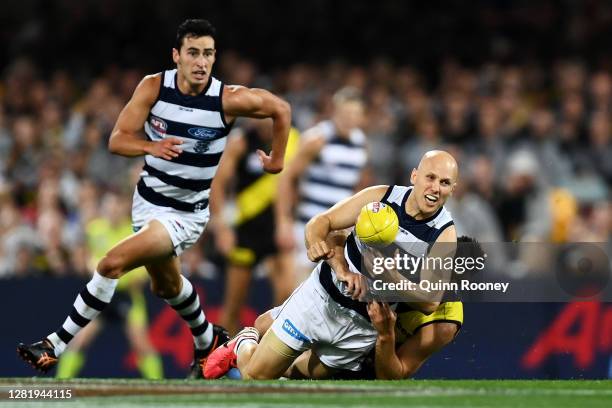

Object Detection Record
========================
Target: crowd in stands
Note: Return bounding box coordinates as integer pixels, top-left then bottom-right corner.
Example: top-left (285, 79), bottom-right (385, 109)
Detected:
top-left (0, 52), bottom-right (609, 278)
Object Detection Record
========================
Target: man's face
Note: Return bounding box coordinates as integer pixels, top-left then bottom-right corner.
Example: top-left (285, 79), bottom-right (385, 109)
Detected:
top-left (334, 101), bottom-right (364, 132)
top-left (173, 35), bottom-right (216, 86)
top-left (410, 157), bottom-right (457, 215)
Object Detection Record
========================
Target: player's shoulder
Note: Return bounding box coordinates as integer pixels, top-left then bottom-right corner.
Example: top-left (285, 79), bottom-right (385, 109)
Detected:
top-left (141, 72), bottom-right (163, 88)
top-left (221, 85), bottom-right (259, 109)
top-left (131, 73), bottom-right (163, 103)
top-left (381, 185), bottom-right (411, 206)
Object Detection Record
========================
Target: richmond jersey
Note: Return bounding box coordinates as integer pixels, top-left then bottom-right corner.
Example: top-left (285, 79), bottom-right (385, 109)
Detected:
top-left (138, 69), bottom-right (231, 212)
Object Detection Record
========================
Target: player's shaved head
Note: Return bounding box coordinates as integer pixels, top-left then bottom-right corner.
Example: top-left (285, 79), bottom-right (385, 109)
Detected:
top-left (417, 150), bottom-right (459, 183)
top-left (408, 150), bottom-right (458, 219)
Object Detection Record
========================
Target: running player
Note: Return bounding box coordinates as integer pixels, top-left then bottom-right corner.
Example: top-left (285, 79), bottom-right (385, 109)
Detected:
top-left (210, 119), bottom-right (300, 335)
top-left (275, 87), bottom-right (368, 281)
top-left (204, 150), bottom-right (458, 380)
top-left (17, 19), bottom-right (291, 378)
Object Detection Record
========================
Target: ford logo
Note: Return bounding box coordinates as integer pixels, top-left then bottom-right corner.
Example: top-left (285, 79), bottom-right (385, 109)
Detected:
top-left (188, 127), bottom-right (220, 140)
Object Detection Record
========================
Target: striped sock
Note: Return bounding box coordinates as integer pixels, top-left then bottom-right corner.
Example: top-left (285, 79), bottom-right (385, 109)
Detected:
top-left (165, 275), bottom-right (213, 351)
top-left (235, 327), bottom-right (260, 355)
top-left (47, 271), bottom-right (117, 356)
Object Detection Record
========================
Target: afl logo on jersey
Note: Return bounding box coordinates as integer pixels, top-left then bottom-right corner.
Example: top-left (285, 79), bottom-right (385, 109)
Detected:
top-left (150, 116), bottom-right (167, 135)
top-left (188, 127), bottom-right (221, 140)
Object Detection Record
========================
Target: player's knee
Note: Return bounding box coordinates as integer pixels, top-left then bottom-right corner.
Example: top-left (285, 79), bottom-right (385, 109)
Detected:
top-left (150, 279), bottom-right (181, 299)
top-left (254, 312), bottom-right (273, 336)
top-left (97, 254), bottom-right (125, 279)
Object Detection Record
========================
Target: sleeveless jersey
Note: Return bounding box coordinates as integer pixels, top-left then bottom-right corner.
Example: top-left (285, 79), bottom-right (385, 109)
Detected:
top-left (296, 120), bottom-right (367, 224)
top-left (138, 69), bottom-right (231, 212)
top-left (319, 185), bottom-right (454, 319)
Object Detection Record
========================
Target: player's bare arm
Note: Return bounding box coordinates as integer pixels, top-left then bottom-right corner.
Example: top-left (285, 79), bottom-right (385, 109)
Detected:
top-left (223, 86), bottom-right (291, 174)
top-left (368, 300), bottom-right (457, 379)
top-left (108, 74), bottom-right (184, 159)
top-left (274, 133), bottom-right (326, 249)
top-left (209, 132), bottom-right (247, 255)
top-left (324, 230), bottom-right (367, 300)
top-left (366, 301), bottom-right (400, 379)
top-left (305, 185), bottom-right (389, 262)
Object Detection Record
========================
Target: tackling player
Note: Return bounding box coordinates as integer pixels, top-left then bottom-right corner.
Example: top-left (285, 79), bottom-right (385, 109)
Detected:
top-left (204, 150), bottom-right (459, 379)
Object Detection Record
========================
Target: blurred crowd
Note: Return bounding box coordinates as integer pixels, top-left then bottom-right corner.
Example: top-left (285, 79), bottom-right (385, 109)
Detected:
top-left (0, 53), bottom-right (610, 279)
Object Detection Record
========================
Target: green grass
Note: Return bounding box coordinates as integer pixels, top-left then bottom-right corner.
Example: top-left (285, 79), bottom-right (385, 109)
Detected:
top-left (1, 378), bottom-right (611, 408)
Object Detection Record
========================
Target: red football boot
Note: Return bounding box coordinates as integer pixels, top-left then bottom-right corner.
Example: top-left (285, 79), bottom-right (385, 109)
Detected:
top-left (203, 327), bottom-right (259, 379)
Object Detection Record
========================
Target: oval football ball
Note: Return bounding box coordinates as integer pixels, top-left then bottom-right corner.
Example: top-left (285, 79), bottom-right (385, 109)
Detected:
top-left (355, 202), bottom-right (399, 248)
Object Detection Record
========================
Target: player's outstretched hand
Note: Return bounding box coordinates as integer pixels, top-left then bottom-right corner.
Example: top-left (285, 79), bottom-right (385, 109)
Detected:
top-left (148, 137), bottom-right (183, 160)
top-left (307, 240), bottom-right (334, 262)
top-left (256, 149), bottom-right (283, 174)
top-left (367, 301), bottom-right (397, 337)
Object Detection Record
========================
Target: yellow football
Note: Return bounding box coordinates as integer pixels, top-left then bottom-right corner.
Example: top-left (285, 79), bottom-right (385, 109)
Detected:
top-left (355, 202), bottom-right (399, 247)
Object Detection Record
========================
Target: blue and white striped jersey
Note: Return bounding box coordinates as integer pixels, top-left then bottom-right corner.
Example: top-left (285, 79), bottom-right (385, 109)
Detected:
top-left (137, 69), bottom-right (231, 212)
top-left (345, 185), bottom-right (455, 275)
top-left (297, 120), bottom-right (367, 224)
top-left (317, 184), bottom-right (455, 319)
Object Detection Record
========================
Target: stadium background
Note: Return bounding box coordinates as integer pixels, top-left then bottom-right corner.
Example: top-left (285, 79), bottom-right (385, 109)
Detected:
top-left (0, 0), bottom-right (610, 379)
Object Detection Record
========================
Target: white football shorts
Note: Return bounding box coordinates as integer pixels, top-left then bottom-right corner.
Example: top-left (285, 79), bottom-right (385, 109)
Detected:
top-left (131, 189), bottom-right (209, 256)
top-left (270, 263), bottom-right (377, 371)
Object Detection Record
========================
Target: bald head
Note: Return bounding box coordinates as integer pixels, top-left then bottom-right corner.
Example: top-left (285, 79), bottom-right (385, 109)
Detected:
top-left (408, 150), bottom-right (459, 218)
top-left (417, 150), bottom-right (459, 182)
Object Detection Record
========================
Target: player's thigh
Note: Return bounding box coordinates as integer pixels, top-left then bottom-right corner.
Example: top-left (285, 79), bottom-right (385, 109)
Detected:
top-left (103, 220), bottom-right (175, 273)
top-left (285, 350), bottom-right (337, 379)
top-left (242, 330), bottom-right (299, 380)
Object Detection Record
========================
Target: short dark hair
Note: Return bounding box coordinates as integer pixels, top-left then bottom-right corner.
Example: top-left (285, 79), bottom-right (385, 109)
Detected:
top-left (175, 19), bottom-right (216, 50)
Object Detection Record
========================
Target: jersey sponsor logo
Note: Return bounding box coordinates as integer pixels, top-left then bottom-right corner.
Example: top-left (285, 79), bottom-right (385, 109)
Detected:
top-left (282, 319), bottom-right (311, 343)
top-left (150, 116), bottom-right (167, 135)
top-left (188, 127), bottom-right (222, 140)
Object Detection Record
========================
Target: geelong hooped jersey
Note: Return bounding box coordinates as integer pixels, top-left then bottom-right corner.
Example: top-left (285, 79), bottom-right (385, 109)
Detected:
top-left (319, 185), bottom-right (454, 319)
top-left (138, 69), bottom-right (231, 212)
top-left (346, 185), bottom-right (454, 273)
top-left (297, 120), bottom-right (367, 224)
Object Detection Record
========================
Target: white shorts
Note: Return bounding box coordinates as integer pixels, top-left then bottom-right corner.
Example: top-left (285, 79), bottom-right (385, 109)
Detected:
top-left (270, 263), bottom-right (377, 371)
top-left (131, 189), bottom-right (209, 256)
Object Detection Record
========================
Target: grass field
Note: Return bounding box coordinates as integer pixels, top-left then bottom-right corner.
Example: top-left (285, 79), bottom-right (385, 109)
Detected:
top-left (1, 378), bottom-right (611, 408)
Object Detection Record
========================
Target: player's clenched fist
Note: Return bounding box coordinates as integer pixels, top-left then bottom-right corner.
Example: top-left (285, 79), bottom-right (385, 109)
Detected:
top-left (307, 240), bottom-right (334, 262)
top-left (146, 137), bottom-right (184, 160)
